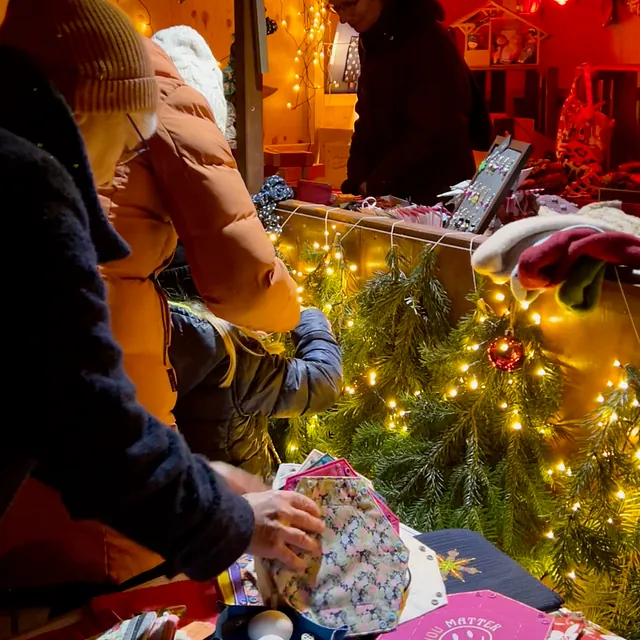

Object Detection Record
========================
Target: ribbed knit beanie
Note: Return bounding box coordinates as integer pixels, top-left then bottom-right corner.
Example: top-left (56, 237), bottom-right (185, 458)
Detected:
top-left (0, 0), bottom-right (157, 114)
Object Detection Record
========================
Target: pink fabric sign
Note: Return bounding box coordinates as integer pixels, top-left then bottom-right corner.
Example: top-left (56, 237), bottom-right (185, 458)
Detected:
top-left (383, 591), bottom-right (553, 640)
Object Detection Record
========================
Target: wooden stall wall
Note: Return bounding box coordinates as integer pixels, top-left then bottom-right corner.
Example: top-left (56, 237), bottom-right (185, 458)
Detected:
top-left (276, 202), bottom-right (640, 430)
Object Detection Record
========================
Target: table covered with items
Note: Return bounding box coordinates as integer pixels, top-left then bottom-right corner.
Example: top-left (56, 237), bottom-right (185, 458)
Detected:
top-left (12, 450), bottom-right (628, 640)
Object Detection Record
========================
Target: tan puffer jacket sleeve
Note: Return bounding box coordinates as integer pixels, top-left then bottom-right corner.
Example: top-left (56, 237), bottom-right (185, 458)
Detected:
top-left (146, 43), bottom-right (300, 333)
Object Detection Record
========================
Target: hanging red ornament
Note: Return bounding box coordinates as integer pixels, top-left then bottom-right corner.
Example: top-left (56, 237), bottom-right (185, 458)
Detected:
top-left (520, 0), bottom-right (541, 13)
top-left (487, 336), bottom-right (524, 372)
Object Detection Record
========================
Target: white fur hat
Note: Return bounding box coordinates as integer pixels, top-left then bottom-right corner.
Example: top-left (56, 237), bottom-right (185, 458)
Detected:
top-left (152, 25), bottom-right (228, 138)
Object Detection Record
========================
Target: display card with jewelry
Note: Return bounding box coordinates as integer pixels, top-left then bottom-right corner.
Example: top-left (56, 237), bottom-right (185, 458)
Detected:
top-left (447, 135), bottom-right (532, 234)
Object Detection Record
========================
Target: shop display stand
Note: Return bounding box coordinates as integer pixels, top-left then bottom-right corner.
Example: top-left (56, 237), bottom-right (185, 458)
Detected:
top-left (448, 135), bottom-right (532, 234)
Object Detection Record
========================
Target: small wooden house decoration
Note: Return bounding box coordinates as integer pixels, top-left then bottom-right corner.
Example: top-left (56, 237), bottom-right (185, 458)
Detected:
top-left (450, 1), bottom-right (548, 69)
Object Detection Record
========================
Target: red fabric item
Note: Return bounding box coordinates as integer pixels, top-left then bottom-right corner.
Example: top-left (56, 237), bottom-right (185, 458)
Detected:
top-left (90, 579), bottom-right (222, 627)
top-left (519, 230), bottom-right (640, 290)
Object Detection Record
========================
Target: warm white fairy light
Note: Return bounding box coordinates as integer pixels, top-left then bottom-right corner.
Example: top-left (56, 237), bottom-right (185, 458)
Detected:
top-left (495, 292), bottom-right (506, 302)
top-left (572, 502), bottom-right (581, 511)
top-left (469, 378), bottom-right (479, 390)
top-left (512, 421), bottom-right (522, 431)
top-left (532, 313), bottom-right (542, 325)
top-left (537, 367), bottom-right (546, 376)
top-left (460, 363), bottom-right (470, 372)
top-left (326, 267), bottom-right (334, 275)
top-left (313, 242), bottom-right (320, 249)
top-left (546, 530), bottom-right (555, 539)
top-left (347, 320), bottom-right (354, 328)
top-left (616, 489), bottom-right (626, 500)
top-left (296, 285), bottom-right (304, 293)
top-left (597, 394), bottom-right (605, 403)
top-left (349, 264), bottom-right (358, 272)
top-left (334, 252), bottom-right (342, 260)
top-left (449, 388), bottom-right (458, 398)
top-left (520, 301), bottom-right (530, 310)
top-left (613, 359), bottom-right (621, 367)
top-left (568, 571), bottom-right (576, 580)
top-left (557, 462), bottom-right (566, 472)
top-left (388, 399), bottom-right (397, 408)
top-left (619, 380), bottom-right (628, 390)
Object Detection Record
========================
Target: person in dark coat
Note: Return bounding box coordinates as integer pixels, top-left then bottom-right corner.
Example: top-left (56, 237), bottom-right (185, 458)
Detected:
top-left (0, 0), bottom-right (322, 598)
top-left (169, 302), bottom-right (343, 478)
top-left (338, 0), bottom-right (492, 205)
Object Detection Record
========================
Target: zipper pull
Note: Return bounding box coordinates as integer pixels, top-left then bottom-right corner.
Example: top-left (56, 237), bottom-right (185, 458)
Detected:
top-left (167, 368), bottom-right (178, 392)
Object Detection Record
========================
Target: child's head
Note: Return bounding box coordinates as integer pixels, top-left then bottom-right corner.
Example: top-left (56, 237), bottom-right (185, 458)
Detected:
top-left (0, 0), bottom-right (158, 187)
top-left (170, 299), bottom-right (284, 389)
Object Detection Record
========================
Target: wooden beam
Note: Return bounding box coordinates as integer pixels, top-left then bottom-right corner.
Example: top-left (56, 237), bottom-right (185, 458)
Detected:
top-left (234, 0), bottom-right (264, 194)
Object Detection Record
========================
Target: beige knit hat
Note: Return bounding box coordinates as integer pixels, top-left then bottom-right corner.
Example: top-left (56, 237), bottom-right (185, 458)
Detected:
top-left (0, 0), bottom-right (157, 114)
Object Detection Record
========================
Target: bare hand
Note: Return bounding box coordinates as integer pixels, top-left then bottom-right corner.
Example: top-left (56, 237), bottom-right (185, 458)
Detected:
top-left (210, 461), bottom-right (268, 495)
top-left (244, 490), bottom-right (324, 572)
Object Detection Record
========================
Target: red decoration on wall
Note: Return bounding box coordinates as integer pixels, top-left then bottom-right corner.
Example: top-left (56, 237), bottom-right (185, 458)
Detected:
top-left (520, 0), bottom-right (541, 13)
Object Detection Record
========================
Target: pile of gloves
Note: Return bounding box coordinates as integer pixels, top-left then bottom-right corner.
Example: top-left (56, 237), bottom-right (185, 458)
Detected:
top-left (471, 201), bottom-right (640, 314)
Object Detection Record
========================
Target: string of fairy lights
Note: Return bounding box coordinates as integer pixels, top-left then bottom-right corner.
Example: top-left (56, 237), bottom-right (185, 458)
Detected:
top-left (273, 215), bottom-right (639, 571)
top-left (278, 0), bottom-right (332, 112)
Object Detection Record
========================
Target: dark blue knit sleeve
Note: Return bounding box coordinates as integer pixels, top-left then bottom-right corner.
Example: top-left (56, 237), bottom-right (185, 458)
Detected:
top-left (8, 144), bottom-right (253, 581)
top-left (239, 309), bottom-right (343, 418)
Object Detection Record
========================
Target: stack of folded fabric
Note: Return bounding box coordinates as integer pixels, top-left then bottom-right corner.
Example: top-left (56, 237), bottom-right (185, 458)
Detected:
top-left (256, 450), bottom-right (447, 637)
top-left (471, 202), bottom-right (640, 314)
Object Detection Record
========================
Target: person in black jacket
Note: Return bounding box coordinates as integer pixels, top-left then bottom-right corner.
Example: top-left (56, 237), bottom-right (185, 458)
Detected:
top-left (169, 302), bottom-right (343, 478)
top-left (337, 0), bottom-right (492, 205)
top-left (0, 0), bottom-right (322, 597)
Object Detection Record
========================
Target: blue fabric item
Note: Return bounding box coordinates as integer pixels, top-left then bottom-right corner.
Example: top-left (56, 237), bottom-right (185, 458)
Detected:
top-left (0, 45), bottom-right (254, 581)
top-left (416, 529), bottom-right (563, 612)
top-left (214, 605), bottom-right (348, 640)
top-left (170, 307), bottom-right (343, 476)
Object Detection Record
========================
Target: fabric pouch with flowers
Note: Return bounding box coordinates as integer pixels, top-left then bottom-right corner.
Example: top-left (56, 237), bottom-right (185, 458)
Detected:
top-left (261, 477), bottom-right (410, 636)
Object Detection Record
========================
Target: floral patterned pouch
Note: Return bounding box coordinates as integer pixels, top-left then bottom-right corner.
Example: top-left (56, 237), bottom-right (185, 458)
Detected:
top-left (261, 477), bottom-right (410, 636)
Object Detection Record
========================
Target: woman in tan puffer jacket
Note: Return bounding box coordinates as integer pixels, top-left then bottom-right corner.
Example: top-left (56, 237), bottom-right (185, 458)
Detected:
top-left (100, 38), bottom-right (299, 429)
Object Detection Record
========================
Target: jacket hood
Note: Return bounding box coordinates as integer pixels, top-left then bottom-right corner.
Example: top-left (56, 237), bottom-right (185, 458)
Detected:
top-left (0, 46), bottom-right (129, 265)
top-left (151, 26), bottom-right (227, 136)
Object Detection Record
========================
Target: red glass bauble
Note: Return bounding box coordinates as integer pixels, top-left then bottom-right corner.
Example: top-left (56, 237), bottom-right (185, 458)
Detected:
top-left (487, 336), bottom-right (524, 372)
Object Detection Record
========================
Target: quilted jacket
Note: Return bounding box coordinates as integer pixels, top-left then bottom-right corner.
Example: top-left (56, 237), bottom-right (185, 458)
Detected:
top-left (170, 307), bottom-right (343, 477)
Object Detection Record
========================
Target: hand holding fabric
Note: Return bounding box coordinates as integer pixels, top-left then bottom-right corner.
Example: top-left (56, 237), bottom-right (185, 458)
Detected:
top-left (244, 491), bottom-right (324, 572)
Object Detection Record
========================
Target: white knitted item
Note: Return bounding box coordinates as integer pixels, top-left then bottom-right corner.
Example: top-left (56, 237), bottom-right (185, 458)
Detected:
top-left (152, 25), bottom-right (228, 138)
top-left (471, 214), bottom-right (622, 281)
